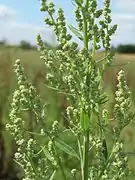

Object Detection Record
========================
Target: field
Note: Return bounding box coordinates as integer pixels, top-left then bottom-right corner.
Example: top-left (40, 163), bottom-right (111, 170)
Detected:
top-left (1, 46), bottom-right (135, 179)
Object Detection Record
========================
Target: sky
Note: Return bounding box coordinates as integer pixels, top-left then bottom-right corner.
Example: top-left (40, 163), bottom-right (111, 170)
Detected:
top-left (0, 0), bottom-right (135, 46)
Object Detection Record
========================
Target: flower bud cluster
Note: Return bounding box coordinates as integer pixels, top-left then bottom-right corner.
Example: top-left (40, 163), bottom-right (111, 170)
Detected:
top-left (74, 6), bottom-right (83, 32)
top-left (109, 142), bottom-right (130, 179)
top-left (37, 0), bottom-right (115, 122)
top-left (50, 120), bottom-right (60, 139)
top-left (47, 140), bottom-right (57, 167)
top-left (56, 8), bottom-right (72, 44)
top-left (15, 59), bottom-right (43, 122)
top-left (88, 136), bottom-right (108, 178)
top-left (88, 134), bottom-right (130, 179)
top-left (66, 106), bottom-right (80, 133)
top-left (105, 51), bottom-right (115, 66)
top-left (7, 59), bottom-right (52, 179)
top-left (87, 0), bottom-right (99, 42)
top-left (40, 0), bottom-right (47, 12)
top-left (114, 70), bottom-right (133, 136)
top-left (92, 141), bottom-right (130, 179)
top-left (73, 0), bottom-right (117, 58)
top-left (99, 0), bottom-right (117, 51)
top-left (37, 34), bottom-right (103, 128)
top-left (40, 0), bottom-right (72, 46)
top-left (6, 89), bottom-right (37, 179)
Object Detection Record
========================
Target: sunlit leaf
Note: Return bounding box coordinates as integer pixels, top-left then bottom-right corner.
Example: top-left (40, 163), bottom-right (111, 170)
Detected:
top-left (68, 24), bottom-right (83, 41)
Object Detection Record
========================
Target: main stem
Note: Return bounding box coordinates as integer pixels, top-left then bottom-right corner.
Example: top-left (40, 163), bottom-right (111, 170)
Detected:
top-left (82, 0), bottom-right (89, 180)
top-left (83, 130), bottom-right (89, 180)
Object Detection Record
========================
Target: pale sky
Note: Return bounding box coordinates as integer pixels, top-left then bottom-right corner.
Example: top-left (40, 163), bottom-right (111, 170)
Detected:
top-left (0, 0), bottom-right (135, 46)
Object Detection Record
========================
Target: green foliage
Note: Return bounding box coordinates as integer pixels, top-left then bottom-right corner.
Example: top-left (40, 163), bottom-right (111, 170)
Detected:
top-left (6, 0), bottom-right (134, 180)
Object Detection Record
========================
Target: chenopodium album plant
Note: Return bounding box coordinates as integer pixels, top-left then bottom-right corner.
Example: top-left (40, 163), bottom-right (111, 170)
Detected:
top-left (6, 0), bottom-right (135, 179)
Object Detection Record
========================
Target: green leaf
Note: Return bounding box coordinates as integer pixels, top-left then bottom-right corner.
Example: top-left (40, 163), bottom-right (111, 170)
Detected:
top-left (55, 139), bottom-right (79, 160)
top-left (71, 0), bottom-right (83, 6)
top-left (49, 170), bottom-right (56, 180)
top-left (68, 24), bottom-right (83, 40)
top-left (80, 108), bottom-right (89, 132)
top-left (75, 0), bottom-right (83, 6)
top-left (102, 139), bottom-right (108, 161)
top-left (41, 146), bottom-right (53, 162)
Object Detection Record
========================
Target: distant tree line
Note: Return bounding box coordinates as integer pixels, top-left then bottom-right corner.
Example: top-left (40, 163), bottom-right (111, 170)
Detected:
top-left (0, 39), bottom-right (56, 50)
top-left (116, 44), bottom-right (135, 54)
top-left (104, 44), bottom-right (135, 54)
top-left (0, 39), bottom-right (135, 53)
top-left (18, 40), bottom-right (56, 50)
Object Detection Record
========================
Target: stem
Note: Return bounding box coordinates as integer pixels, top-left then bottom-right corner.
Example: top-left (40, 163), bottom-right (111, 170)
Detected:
top-left (77, 137), bottom-right (83, 178)
top-left (83, 130), bottom-right (89, 180)
top-left (82, 1), bottom-right (89, 180)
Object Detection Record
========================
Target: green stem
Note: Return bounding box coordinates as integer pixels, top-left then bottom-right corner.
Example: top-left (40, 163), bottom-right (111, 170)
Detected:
top-left (83, 130), bottom-right (89, 180)
top-left (82, 1), bottom-right (89, 180)
top-left (77, 137), bottom-right (83, 178)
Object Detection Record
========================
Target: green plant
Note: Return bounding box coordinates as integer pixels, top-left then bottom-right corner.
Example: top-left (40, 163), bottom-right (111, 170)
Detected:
top-left (6, 0), bottom-right (134, 179)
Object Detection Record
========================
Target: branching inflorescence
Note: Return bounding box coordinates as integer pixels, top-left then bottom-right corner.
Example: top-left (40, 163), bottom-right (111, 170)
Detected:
top-left (6, 0), bottom-right (134, 180)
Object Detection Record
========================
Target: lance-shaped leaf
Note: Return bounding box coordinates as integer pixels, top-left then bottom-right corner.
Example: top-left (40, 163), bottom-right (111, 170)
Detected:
top-left (71, 0), bottom-right (83, 6)
top-left (41, 146), bottom-right (54, 162)
top-left (68, 24), bottom-right (83, 41)
top-left (55, 139), bottom-right (80, 160)
top-left (102, 138), bottom-right (108, 161)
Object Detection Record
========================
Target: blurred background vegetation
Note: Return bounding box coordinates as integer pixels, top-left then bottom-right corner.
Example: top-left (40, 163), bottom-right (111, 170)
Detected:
top-left (1, 40), bottom-right (135, 179)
